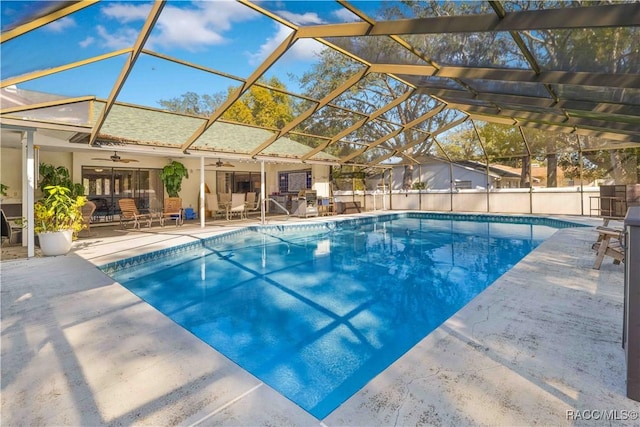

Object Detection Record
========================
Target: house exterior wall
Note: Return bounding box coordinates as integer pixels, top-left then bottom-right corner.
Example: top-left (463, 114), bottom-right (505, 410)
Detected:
top-left (1, 147), bottom-right (22, 200)
top-left (1, 142), bottom-right (332, 214)
top-left (1, 146), bottom-right (73, 202)
top-left (371, 163), bottom-right (496, 191)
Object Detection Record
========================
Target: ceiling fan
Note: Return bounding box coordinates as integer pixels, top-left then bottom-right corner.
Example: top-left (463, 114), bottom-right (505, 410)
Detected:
top-left (207, 158), bottom-right (234, 168)
top-left (91, 151), bottom-right (139, 163)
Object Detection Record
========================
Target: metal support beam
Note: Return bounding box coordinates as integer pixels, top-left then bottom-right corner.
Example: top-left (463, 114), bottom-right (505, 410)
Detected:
top-left (1, 0), bottom-right (99, 43)
top-left (89, 0), bottom-right (165, 146)
top-left (301, 88), bottom-right (416, 162)
top-left (250, 67), bottom-right (370, 157)
top-left (341, 104), bottom-right (446, 163)
top-left (1, 49), bottom-right (133, 89)
top-left (297, 3), bottom-right (640, 38)
top-left (181, 31), bottom-right (298, 152)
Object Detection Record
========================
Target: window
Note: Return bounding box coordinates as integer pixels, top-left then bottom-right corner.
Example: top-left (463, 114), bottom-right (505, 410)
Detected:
top-left (454, 180), bottom-right (472, 190)
top-left (278, 170), bottom-right (312, 194)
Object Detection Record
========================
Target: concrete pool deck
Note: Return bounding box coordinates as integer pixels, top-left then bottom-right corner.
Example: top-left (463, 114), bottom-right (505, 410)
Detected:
top-left (2, 214), bottom-right (639, 425)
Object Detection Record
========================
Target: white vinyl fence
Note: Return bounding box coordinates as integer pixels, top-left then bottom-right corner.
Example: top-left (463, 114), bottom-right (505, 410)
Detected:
top-left (334, 187), bottom-right (601, 217)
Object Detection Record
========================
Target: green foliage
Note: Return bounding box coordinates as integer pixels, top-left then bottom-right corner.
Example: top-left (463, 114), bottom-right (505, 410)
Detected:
top-left (158, 91), bottom-right (220, 117)
top-left (223, 77), bottom-right (294, 128)
top-left (580, 146), bottom-right (640, 184)
top-left (160, 161), bottom-right (189, 197)
top-left (331, 167), bottom-right (368, 191)
top-left (158, 77), bottom-right (294, 129)
top-left (39, 163), bottom-right (85, 198)
top-left (412, 181), bottom-right (427, 190)
top-left (39, 163), bottom-right (71, 187)
top-left (34, 185), bottom-right (86, 235)
top-left (295, 46), bottom-right (457, 163)
top-left (0, 183), bottom-right (7, 197)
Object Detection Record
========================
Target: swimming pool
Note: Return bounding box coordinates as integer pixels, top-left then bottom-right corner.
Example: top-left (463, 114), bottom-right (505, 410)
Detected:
top-left (104, 213), bottom-right (582, 419)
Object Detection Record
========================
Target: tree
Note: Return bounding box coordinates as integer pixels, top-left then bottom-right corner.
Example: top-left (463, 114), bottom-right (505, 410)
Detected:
top-left (295, 38), bottom-right (459, 192)
top-left (581, 144), bottom-right (640, 185)
top-left (158, 91), bottom-right (219, 117)
top-left (389, 0), bottom-right (638, 185)
top-left (223, 76), bottom-right (293, 128)
top-left (155, 0), bottom-right (638, 186)
top-left (158, 77), bottom-right (294, 128)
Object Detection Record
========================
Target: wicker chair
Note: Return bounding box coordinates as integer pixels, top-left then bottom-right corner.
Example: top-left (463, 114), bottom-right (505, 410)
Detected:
top-left (80, 200), bottom-right (96, 236)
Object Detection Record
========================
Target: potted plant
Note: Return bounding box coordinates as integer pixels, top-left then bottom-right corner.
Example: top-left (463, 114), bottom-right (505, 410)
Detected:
top-left (34, 185), bottom-right (86, 256)
top-left (159, 160), bottom-right (189, 197)
top-left (39, 163), bottom-right (85, 198)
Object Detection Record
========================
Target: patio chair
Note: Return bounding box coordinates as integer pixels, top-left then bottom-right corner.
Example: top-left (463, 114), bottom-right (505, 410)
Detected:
top-left (205, 193), bottom-right (226, 219)
top-left (218, 192), bottom-right (231, 209)
top-left (227, 193), bottom-right (246, 220)
top-left (118, 198), bottom-right (154, 229)
top-left (1, 209), bottom-right (22, 246)
top-left (90, 197), bottom-right (112, 222)
top-left (80, 200), bottom-right (96, 236)
top-left (245, 192), bottom-right (260, 216)
top-left (592, 226), bottom-right (625, 269)
top-left (162, 197), bottom-right (183, 226)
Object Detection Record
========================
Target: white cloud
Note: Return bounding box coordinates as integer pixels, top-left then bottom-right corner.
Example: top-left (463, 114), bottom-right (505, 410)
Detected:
top-left (276, 10), bottom-right (325, 25)
top-left (101, 3), bottom-right (151, 23)
top-left (151, 4), bottom-right (226, 51)
top-left (333, 8), bottom-right (360, 23)
top-left (96, 1), bottom-right (260, 52)
top-left (247, 24), bottom-right (291, 66)
top-left (45, 16), bottom-right (76, 32)
top-left (96, 25), bottom-right (139, 50)
top-left (291, 37), bottom-right (327, 60)
top-left (247, 23), bottom-right (326, 66)
top-left (79, 36), bottom-right (95, 48)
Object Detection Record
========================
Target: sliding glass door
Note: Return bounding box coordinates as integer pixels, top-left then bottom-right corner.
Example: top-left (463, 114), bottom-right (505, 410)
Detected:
top-left (82, 166), bottom-right (163, 221)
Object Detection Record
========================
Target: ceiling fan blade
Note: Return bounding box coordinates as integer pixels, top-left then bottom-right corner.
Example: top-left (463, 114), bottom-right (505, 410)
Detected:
top-left (91, 156), bottom-right (138, 163)
top-left (208, 159), bottom-right (235, 167)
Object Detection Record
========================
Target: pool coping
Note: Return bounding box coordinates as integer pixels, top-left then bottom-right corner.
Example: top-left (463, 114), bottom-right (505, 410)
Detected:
top-left (99, 211), bottom-right (587, 275)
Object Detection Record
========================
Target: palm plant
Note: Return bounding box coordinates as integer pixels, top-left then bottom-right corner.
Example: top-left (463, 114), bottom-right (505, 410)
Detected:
top-left (160, 161), bottom-right (189, 197)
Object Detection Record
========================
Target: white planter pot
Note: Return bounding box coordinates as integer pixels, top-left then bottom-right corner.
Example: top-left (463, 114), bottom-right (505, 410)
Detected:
top-left (37, 230), bottom-right (74, 256)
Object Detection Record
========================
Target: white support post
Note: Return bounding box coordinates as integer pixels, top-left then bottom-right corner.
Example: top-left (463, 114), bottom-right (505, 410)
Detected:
top-left (200, 156), bottom-right (205, 228)
top-left (260, 160), bottom-right (266, 225)
top-left (22, 134), bottom-right (27, 246)
top-left (23, 132), bottom-right (35, 257)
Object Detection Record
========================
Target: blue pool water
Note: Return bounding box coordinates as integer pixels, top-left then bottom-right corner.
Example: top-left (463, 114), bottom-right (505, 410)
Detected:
top-left (107, 213), bottom-right (578, 419)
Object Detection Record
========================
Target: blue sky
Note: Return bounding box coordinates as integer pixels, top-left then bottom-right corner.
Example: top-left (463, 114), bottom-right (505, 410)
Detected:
top-left (1, 0), bottom-right (365, 108)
